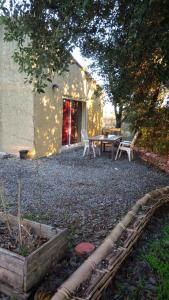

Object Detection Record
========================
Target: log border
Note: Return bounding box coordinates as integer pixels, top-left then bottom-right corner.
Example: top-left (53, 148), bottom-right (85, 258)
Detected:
top-left (51, 186), bottom-right (169, 300)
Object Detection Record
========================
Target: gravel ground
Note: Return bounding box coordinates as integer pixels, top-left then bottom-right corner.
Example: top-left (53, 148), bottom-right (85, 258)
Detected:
top-left (0, 147), bottom-right (168, 247)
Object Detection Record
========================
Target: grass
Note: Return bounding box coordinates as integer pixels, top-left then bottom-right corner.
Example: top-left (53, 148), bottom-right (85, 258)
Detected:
top-left (18, 245), bottom-right (29, 257)
top-left (125, 278), bottom-right (146, 300)
top-left (23, 212), bottom-right (37, 221)
top-left (140, 223), bottom-right (169, 300)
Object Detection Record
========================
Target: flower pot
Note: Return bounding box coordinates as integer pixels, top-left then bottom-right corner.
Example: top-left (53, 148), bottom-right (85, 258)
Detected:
top-left (19, 150), bottom-right (29, 159)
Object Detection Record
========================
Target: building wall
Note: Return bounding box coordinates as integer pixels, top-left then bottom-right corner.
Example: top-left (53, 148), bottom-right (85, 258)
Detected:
top-left (0, 27), bottom-right (34, 155)
top-left (0, 26), bottom-right (103, 157)
top-left (34, 62), bottom-right (103, 157)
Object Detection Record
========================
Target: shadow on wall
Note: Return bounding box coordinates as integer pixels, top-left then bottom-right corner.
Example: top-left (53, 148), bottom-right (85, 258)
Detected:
top-left (34, 64), bottom-right (103, 158)
top-left (34, 90), bottom-right (62, 158)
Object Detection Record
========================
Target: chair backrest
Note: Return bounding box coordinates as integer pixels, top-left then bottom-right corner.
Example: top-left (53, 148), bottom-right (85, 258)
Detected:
top-left (81, 129), bottom-right (89, 142)
top-left (131, 131), bottom-right (139, 147)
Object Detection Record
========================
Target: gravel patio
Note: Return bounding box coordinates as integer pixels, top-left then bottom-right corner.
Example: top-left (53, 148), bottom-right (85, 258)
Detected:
top-left (0, 147), bottom-right (168, 247)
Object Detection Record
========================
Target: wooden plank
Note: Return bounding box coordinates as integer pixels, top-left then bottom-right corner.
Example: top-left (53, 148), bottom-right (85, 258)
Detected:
top-left (0, 247), bottom-right (25, 261)
top-left (25, 236), bottom-right (67, 290)
top-left (26, 256), bottom-right (58, 290)
top-left (0, 249), bottom-right (24, 275)
top-left (0, 212), bottom-right (59, 239)
top-left (27, 230), bottom-right (67, 270)
top-left (0, 281), bottom-right (30, 300)
top-left (25, 230), bottom-right (68, 291)
top-left (0, 267), bottom-right (23, 290)
top-left (21, 219), bottom-right (62, 239)
top-left (26, 235), bottom-right (67, 275)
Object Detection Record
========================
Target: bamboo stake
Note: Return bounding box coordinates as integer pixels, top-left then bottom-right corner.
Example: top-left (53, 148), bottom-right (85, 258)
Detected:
top-left (18, 179), bottom-right (22, 246)
top-left (21, 224), bottom-right (32, 237)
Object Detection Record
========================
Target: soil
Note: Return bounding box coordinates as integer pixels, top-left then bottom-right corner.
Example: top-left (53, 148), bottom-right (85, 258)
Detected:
top-left (78, 271), bottom-right (106, 298)
top-left (0, 220), bottom-right (48, 256)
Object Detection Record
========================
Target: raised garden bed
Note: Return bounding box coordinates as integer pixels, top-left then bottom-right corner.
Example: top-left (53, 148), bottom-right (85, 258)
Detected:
top-left (0, 212), bottom-right (68, 299)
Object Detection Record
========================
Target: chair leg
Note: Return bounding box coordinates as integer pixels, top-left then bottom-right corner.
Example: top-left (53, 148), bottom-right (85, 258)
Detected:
top-left (131, 150), bottom-right (134, 160)
top-left (98, 147), bottom-right (101, 156)
top-left (83, 145), bottom-right (86, 156)
top-left (97, 145), bottom-right (101, 156)
top-left (94, 144), bottom-right (100, 156)
top-left (92, 143), bottom-right (96, 158)
top-left (87, 145), bottom-right (89, 155)
top-left (115, 147), bottom-right (120, 160)
top-left (127, 150), bottom-right (131, 161)
top-left (83, 145), bottom-right (89, 157)
top-left (119, 150), bottom-right (122, 158)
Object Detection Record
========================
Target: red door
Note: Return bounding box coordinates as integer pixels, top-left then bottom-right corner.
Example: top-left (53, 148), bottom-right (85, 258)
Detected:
top-left (62, 99), bottom-right (82, 145)
top-left (62, 100), bottom-right (70, 145)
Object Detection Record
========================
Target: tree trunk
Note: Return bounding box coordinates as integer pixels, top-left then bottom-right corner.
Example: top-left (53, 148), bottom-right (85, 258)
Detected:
top-left (114, 103), bottom-right (123, 128)
top-left (115, 115), bottom-right (122, 128)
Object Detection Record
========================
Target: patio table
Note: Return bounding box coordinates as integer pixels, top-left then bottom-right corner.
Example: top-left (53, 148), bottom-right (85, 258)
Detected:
top-left (89, 135), bottom-right (122, 160)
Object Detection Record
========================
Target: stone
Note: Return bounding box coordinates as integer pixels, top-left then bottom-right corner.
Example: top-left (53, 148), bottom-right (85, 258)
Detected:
top-left (75, 242), bottom-right (95, 256)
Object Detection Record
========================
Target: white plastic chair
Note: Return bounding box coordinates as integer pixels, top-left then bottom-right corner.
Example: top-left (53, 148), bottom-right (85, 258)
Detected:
top-left (115, 131), bottom-right (139, 161)
top-left (81, 130), bottom-right (100, 158)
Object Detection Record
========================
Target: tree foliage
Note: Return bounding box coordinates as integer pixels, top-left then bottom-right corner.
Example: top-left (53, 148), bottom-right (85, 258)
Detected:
top-left (0, 0), bottom-right (90, 92)
top-left (78, 0), bottom-right (169, 128)
top-left (0, 0), bottom-right (169, 142)
top-left (0, 0), bottom-right (117, 92)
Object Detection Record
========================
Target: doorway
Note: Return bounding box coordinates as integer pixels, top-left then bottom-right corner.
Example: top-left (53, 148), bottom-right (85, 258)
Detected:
top-left (62, 99), bottom-right (82, 145)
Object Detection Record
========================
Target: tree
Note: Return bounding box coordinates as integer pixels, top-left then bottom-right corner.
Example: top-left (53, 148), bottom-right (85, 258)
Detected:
top-left (0, 0), bottom-right (92, 92)
top-left (78, 0), bottom-right (169, 128)
top-left (0, 0), bottom-right (169, 132)
top-left (0, 1), bottom-right (118, 92)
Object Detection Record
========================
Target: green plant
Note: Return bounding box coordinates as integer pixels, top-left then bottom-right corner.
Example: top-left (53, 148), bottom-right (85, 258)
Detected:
top-left (141, 224), bottom-right (169, 300)
top-left (115, 282), bottom-right (126, 294)
top-left (23, 212), bottom-right (36, 221)
top-left (18, 245), bottom-right (29, 257)
top-left (68, 220), bottom-right (80, 248)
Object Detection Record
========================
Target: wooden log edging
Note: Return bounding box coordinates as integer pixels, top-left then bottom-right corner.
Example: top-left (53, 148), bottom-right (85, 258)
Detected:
top-left (134, 147), bottom-right (169, 174)
top-left (52, 186), bottom-right (169, 300)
